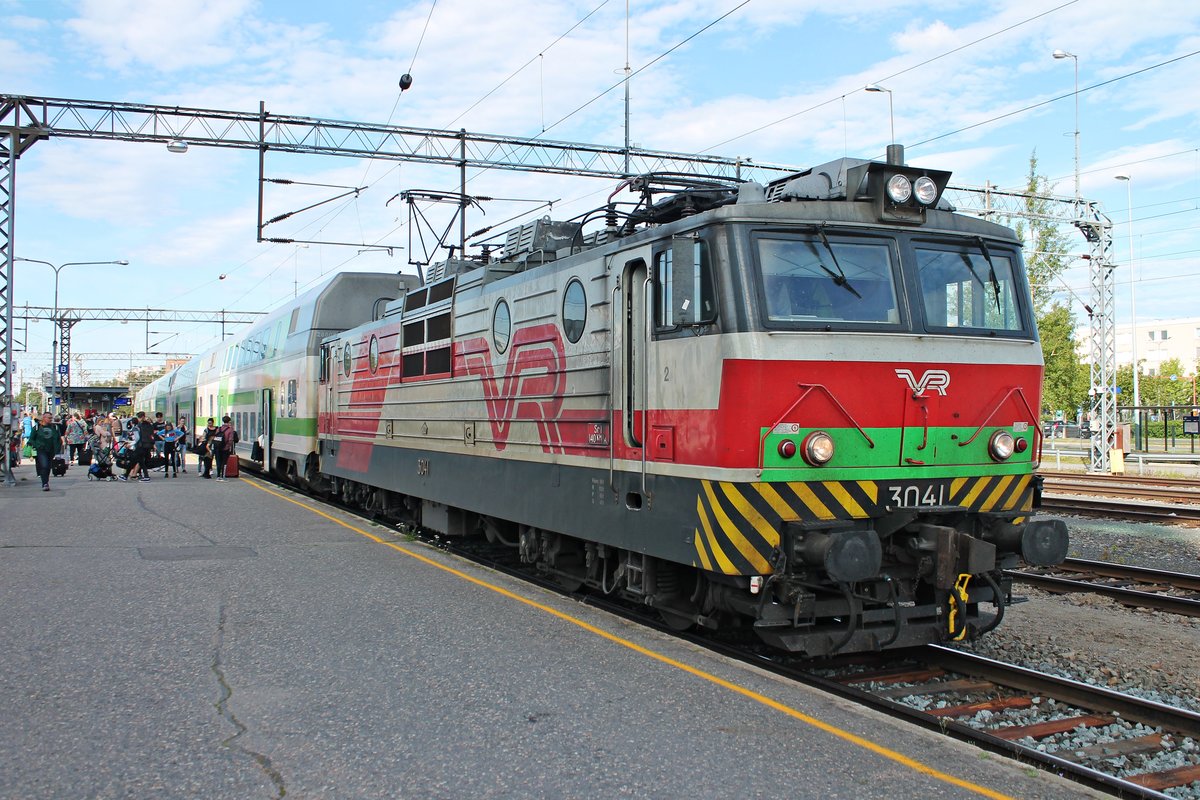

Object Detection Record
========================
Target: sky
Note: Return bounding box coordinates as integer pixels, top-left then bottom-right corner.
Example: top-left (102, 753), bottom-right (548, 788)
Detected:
top-left (1, 0), bottom-right (1198, 383)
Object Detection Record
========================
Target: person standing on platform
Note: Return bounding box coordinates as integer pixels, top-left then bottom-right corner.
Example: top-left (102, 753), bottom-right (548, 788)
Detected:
top-left (199, 418), bottom-right (219, 479)
top-left (152, 412), bottom-right (167, 466)
top-left (20, 411), bottom-right (33, 448)
top-left (213, 415), bottom-right (237, 481)
top-left (65, 413), bottom-right (88, 464)
top-left (176, 416), bottom-right (189, 473)
top-left (119, 411), bottom-right (156, 483)
top-left (161, 421), bottom-right (182, 478)
top-left (29, 411), bottom-right (64, 492)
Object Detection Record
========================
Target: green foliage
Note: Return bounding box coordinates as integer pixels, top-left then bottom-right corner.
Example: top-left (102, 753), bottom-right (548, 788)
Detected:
top-left (17, 384), bottom-right (44, 411)
top-left (1115, 358), bottom-right (1200, 410)
top-left (1038, 303), bottom-right (1087, 413)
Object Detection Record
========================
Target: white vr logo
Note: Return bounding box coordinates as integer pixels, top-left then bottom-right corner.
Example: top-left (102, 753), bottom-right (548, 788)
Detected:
top-left (895, 368), bottom-right (951, 396)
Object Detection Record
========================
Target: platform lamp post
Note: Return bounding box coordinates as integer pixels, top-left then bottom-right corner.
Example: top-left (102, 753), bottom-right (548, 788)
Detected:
top-left (15, 258), bottom-right (129, 414)
top-left (1113, 176), bottom-right (1139, 412)
top-left (1052, 49), bottom-right (1080, 212)
top-left (864, 84), bottom-right (895, 152)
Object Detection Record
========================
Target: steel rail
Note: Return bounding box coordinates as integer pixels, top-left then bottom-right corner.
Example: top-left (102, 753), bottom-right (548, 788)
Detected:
top-left (1039, 493), bottom-right (1200, 522)
top-left (1010, 557), bottom-right (1200, 616)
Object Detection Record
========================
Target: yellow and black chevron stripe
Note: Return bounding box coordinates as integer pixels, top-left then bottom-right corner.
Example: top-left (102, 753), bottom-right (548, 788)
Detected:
top-left (692, 475), bottom-right (1034, 576)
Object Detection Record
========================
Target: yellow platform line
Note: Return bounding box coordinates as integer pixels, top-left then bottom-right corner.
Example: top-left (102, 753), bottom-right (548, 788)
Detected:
top-left (243, 477), bottom-right (1015, 800)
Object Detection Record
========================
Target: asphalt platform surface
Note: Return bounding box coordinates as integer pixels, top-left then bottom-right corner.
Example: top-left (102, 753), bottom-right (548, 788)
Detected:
top-left (0, 454), bottom-right (1100, 799)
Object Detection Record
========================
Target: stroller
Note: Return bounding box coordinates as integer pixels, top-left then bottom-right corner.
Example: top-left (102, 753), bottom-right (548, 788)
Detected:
top-left (87, 435), bottom-right (115, 481)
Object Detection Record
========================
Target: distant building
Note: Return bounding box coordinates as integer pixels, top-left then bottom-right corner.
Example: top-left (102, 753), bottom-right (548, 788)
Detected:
top-left (1114, 317), bottom-right (1200, 377)
top-left (38, 384), bottom-right (131, 415)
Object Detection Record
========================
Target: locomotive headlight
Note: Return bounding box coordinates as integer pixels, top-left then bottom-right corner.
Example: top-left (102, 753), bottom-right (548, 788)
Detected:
top-left (988, 430), bottom-right (1016, 461)
top-left (801, 431), bottom-right (835, 466)
top-left (885, 174), bottom-right (912, 204)
top-left (913, 176), bottom-right (939, 206)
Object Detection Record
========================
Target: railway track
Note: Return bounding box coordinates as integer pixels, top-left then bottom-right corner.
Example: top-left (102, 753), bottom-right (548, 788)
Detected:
top-left (256, 470), bottom-right (1200, 798)
top-left (809, 647), bottom-right (1200, 798)
top-left (1037, 472), bottom-right (1200, 523)
top-left (1011, 558), bottom-right (1200, 617)
top-left (1042, 472), bottom-right (1200, 503)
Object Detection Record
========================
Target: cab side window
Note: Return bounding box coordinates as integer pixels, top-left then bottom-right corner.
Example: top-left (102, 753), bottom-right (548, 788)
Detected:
top-left (654, 238), bottom-right (716, 330)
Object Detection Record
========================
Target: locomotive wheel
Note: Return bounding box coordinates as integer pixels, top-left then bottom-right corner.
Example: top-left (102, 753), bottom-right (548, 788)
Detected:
top-left (658, 608), bottom-right (696, 631)
top-left (553, 572), bottom-right (585, 592)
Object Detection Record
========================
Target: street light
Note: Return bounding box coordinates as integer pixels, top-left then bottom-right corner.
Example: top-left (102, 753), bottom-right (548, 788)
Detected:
top-left (1113, 175), bottom-right (1139, 409)
top-left (1052, 49), bottom-right (1080, 211)
top-left (15, 257), bottom-right (129, 413)
top-left (864, 84), bottom-right (895, 148)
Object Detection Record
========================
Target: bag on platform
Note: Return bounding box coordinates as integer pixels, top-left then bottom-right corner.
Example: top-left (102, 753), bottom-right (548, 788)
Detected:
top-left (22, 444), bottom-right (32, 458)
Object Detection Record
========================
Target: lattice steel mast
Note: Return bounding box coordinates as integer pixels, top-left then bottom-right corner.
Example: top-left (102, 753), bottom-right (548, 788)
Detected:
top-left (944, 184), bottom-right (1116, 472)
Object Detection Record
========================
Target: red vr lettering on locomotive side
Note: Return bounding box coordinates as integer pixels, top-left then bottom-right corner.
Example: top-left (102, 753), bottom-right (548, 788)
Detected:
top-left (458, 323), bottom-right (600, 455)
top-left (331, 326), bottom-right (401, 473)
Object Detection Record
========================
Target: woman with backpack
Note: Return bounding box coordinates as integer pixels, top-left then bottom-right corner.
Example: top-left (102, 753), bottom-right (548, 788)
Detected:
top-left (28, 411), bottom-right (65, 491)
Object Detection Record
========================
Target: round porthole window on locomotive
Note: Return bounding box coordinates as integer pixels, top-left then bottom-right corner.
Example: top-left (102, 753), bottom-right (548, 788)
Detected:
top-left (342, 342), bottom-right (352, 376)
top-left (562, 279), bottom-right (586, 343)
top-left (493, 299), bottom-right (511, 353)
top-left (368, 335), bottom-right (379, 373)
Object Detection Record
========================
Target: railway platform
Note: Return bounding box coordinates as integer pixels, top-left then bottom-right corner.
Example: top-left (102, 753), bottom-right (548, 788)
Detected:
top-left (0, 457), bottom-right (1100, 799)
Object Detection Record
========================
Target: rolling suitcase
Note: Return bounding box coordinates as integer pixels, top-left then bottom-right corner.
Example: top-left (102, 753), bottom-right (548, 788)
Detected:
top-left (225, 453), bottom-right (239, 478)
top-left (78, 449), bottom-right (92, 466)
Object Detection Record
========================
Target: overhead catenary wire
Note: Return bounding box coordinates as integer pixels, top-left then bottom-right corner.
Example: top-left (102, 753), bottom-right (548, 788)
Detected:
top-left (701, 0), bottom-right (1080, 154)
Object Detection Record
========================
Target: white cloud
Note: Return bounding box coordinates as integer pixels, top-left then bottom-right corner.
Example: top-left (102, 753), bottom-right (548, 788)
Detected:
top-left (64, 0), bottom-right (256, 72)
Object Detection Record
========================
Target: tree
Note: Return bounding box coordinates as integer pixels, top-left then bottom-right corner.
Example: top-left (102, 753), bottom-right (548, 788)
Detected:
top-left (1007, 152), bottom-right (1087, 416)
top-left (1012, 152), bottom-right (1074, 316)
top-left (16, 384), bottom-right (44, 412)
top-left (1038, 303), bottom-right (1088, 414)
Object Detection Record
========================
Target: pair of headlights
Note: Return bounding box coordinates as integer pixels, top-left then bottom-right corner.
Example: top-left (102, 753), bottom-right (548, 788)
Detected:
top-left (886, 174), bottom-right (939, 206)
top-left (777, 430), bottom-right (1027, 466)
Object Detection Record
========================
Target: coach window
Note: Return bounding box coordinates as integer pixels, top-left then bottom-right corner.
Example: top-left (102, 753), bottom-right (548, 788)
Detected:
top-left (368, 335), bottom-right (380, 373)
top-left (655, 237), bottom-right (716, 329)
top-left (493, 299), bottom-right (511, 353)
top-left (562, 279), bottom-right (586, 343)
top-left (343, 342), bottom-right (353, 376)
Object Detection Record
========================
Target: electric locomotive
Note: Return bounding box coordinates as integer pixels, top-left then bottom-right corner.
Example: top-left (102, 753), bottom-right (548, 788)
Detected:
top-left (312, 147), bottom-right (1069, 657)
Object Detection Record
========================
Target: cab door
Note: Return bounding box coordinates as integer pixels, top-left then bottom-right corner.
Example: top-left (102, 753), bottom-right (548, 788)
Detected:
top-left (612, 255), bottom-right (651, 507)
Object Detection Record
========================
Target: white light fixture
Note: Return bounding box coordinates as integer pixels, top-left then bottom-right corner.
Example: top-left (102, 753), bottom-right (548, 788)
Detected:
top-left (864, 84), bottom-right (895, 147)
top-left (166, 140), bottom-right (189, 154)
top-left (1052, 49), bottom-right (1080, 209)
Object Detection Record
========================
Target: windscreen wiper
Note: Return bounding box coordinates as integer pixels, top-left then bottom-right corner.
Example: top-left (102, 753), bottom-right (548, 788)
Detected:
top-left (816, 225), bottom-right (862, 299)
top-left (974, 236), bottom-right (1003, 312)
